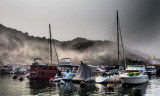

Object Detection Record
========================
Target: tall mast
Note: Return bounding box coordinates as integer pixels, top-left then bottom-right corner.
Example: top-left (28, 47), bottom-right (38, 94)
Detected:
top-left (117, 11), bottom-right (120, 67)
top-left (49, 24), bottom-right (52, 64)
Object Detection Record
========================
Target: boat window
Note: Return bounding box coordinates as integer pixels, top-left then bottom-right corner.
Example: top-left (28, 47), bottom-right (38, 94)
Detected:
top-left (48, 67), bottom-right (53, 70)
top-left (139, 70), bottom-right (143, 73)
top-left (125, 70), bottom-right (139, 73)
top-left (146, 68), bottom-right (153, 71)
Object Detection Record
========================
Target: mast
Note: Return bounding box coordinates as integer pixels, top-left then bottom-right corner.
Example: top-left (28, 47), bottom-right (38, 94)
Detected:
top-left (116, 11), bottom-right (120, 67)
top-left (49, 24), bottom-right (52, 64)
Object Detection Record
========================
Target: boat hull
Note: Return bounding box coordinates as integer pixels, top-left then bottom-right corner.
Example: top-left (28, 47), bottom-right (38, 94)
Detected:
top-left (95, 75), bottom-right (120, 83)
top-left (62, 72), bottom-right (76, 81)
top-left (29, 71), bottom-right (57, 80)
top-left (146, 71), bottom-right (157, 75)
top-left (120, 75), bottom-right (148, 85)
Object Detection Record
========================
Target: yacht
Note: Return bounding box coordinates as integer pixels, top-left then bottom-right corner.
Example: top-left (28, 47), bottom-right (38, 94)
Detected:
top-left (120, 65), bottom-right (148, 85)
top-left (145, 66), bottom-right (157, 75)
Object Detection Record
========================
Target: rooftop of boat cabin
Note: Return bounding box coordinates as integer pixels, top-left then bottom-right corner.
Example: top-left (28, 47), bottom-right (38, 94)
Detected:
top-left (58, 65), bottom-right (79, 67)
top-left (128, 61), bottom-right (144, 65)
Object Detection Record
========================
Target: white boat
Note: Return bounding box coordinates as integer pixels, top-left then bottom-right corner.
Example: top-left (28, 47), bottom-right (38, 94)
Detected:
top-left (95, 73), bottom-right (120, 83)
top-left (50, 58), bottom-right (78, 82)
top-left (95, 69), bottom-right (120, 83)
top-left (120, 65), bottom-right (148, 85)
top-left (145, 66), bottom-right (157, 75)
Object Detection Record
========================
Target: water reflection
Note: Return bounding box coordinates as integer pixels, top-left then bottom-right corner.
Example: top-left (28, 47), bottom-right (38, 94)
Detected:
top-left (59, 82), bottom-right (75, 96)
top-left (0, 74), bottom-right (159, 96)
top-left (27, 80), bottom-right (53, 95)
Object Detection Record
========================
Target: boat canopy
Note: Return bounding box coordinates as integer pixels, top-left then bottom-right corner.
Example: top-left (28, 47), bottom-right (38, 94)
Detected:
top-left (59, 58), bottom-right (72, 65)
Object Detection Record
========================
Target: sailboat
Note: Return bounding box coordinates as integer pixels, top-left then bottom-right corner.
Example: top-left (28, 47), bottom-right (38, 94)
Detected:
top-left (28, 24), bottom-right (58, 80)
top-left (95, 11), bottom-right (125, 83)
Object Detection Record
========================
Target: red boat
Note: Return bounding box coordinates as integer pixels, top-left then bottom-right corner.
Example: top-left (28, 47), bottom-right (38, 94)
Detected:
top-left (28, 24), bottom-right (59, 80)
top-left (28, 58), bottom-right (58, 80)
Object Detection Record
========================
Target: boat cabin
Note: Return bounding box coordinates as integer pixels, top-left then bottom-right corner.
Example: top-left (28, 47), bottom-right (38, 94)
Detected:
top-left (125, 65), bottom-right (146, 74)
top-left (58, 58), bottom-right (78, 73)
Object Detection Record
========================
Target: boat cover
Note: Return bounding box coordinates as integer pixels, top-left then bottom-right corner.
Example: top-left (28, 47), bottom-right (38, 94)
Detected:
top-left (72, 61), bottom-right (105, 81)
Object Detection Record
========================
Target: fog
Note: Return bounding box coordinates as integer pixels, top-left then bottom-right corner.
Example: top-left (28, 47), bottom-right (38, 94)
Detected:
top-left (0, 0), bottom-right (160, 58)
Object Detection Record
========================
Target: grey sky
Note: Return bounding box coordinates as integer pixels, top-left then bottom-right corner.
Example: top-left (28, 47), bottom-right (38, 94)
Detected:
top-left (0, 0), bottom-right (160, 57)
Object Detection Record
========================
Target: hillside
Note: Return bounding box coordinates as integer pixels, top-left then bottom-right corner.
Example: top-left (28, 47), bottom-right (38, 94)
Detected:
top-left (0, 24), bottom-right (147, 66)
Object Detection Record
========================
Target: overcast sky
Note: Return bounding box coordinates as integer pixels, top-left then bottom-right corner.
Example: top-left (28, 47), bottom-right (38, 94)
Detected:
top-left (0, 0), bottom-right (160, 58)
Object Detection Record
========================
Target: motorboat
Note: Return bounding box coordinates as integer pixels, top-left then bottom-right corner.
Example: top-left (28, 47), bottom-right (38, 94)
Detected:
top-left (120, 65), bottom-right (148, 85)
top-left (145, 66), bottom-right (157, 75)
top-left (95, 70), bottom-right (120, 83)
top-left (50, 58), bottom-right (78, 82)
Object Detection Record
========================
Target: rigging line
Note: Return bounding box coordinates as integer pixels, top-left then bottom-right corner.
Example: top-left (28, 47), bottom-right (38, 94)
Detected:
top-left (110, 13), bottom-right (117, 42)
top-left (50, 25), bottom-right (59, 64)
top-left (117, 11), bottom-right (120, 66)
top-left (118, 20), bottom-right (127, 68)
top-left (51, 35), bottom-right (60, 64)
top-left (47, 32), bottom-right (50, 64)
top-left (110, 12), bottom-right (117, 64)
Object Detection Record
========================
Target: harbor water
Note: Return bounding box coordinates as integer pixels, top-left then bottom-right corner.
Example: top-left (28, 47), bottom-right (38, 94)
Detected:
top-left (0, 74), bottom-right (159, 96)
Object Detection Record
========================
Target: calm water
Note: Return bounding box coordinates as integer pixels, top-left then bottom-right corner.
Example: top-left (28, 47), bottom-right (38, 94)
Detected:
top-left (0, 74), bottom-right (159, 96)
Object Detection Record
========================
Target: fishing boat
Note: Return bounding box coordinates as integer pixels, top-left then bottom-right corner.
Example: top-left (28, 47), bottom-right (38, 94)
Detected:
top-left (120, 65), bottom-right (148, 85)
top-left (145, 66), bottom-right (157, 75)
top-left (50, 58), bottom-right (79, 82)
top-left (29, 58), bottom-right (58, 80)
top-left (28, 24), bottom-right (58, 80)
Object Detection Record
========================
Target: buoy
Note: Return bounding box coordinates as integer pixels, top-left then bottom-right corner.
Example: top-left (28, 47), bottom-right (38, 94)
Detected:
top-left (49, 77), bottom-right (53, 82)
top-left (12, 75), bottom-right (17, 79)
top-left (132, 88), bottom-right (141, 96)
top-left (80, 81), bottom-right (86, 87)
top-left (18, 77), bottom-right (23, 81)
top-left (107, 83), bottom-right (114, 90)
